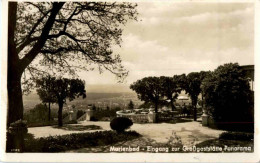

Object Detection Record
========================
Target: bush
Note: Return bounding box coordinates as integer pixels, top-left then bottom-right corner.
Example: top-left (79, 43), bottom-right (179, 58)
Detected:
top-left (201, 63), bottom-right (254, 124)
top-left (26, 121), bottom-right (57, 128)
top-left (90, 116), bottom-right (98, 121)
top-left (24, 130), bottom-right (140, 152)
top-left (93, 108), bottom-right (120, 121)
top-left (6, 120), bottom-right (28, 152)
top-left (65, 120), bottom-right (78, 124)
top-left (110, 117), bottom-right (133, 133)
top-left (76, 110), bottom-right (86, 119)
top-left (219, 131), bottom-right (253, 141)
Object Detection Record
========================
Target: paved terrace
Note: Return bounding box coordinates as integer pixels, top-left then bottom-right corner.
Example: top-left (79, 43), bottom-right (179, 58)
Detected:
top-left (28, 120), bottom-right (224, 146)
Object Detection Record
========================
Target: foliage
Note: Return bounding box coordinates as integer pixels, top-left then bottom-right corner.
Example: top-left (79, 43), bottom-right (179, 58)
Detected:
top-left (130, 77), bottom-right (164, 113)
top-left (14, 2), bottom-right (139, 84)
top-left (110, 117), bottom-right (133, 133)
top-left (201, 63), bottom-right (253, 123)
top-left (92, 105), bottom-right (97, 111)
top-left (138, 102), bottom-right (153, 109)
top-left (26, 121), bottom-right (57, 128)
top-left (196, 131), bottom-right (254, 153)
top-left (9, 119), bottom-right (27, 128)
top-left (7, 1), bottom-right (138, 126)
top-left (219, 132), bottom-right (253, 141)
top-left (127, 100), bottom-right (134, 109)
top-left (35, 77), bottom-right (86, 126)
top-left (24, 103), bottom-right (49, 123)
top-left (93, 107), bottom-right (121, 121)
top-left (76, 110), bottom-right (86, 119)
top-left (36, 77), bottom-right (86, 103)
top-left (6, 120), bottom-right (28, 152)
top-left (24, 130), bottom-right (140, 152)
top-left (35, 75), bottom-right (57, 104)
top-left (52, 124), bottom-right (101, 131)
top-left (160, 76), bottom-right (182, 111)
top-left (90, 117), bottom-right (99, 121)
top-left (196, 139), bottom-right (253, 153)
top-left (183, 71), bottom-right (210, 121)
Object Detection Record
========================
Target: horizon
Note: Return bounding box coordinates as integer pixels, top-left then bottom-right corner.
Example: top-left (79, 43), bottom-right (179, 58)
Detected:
top-left (76, 2), bottom-right (254, 85)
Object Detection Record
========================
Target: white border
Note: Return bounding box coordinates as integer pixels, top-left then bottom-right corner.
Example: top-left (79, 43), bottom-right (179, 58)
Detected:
top-left (0, 0), bottom-right (259, 162)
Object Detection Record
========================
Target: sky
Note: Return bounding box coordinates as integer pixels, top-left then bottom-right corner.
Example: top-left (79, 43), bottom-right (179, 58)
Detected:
top-left (80, 2), bottom-right (254, 90)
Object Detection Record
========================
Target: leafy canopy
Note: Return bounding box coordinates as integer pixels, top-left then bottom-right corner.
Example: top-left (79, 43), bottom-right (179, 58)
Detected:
top-left (14, 2), bottom-right (138, 92)
top-left (160, 76), bottom-right (182, 100)
top-left (36, 77), bottom-right (86, 104)
top-left (130, 77), bottom-right (163, 105)
top-left (201, 63), bottom-right (253, 122)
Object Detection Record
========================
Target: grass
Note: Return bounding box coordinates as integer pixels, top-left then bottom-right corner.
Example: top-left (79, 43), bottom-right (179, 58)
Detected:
top-left (52, 124), bottom-right (102, 131)
top-left (27, 120), bottom-right (78, 128)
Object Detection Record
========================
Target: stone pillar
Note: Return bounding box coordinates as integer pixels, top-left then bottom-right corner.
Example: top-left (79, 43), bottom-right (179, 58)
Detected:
top-left (202, 110), bottom-right (209, 126)
top-left (72, 109), bottom-right (78, 120)
top-left (86, 109), bottom-right (94, 121)
top-left (148, 112), bottom-right (156, 123)
top-left (69, 113), bottom-right (73, 121)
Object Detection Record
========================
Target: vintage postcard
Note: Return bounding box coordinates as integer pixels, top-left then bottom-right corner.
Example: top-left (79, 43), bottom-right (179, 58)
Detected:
top-left (0, 0), bottom-right (259, 162)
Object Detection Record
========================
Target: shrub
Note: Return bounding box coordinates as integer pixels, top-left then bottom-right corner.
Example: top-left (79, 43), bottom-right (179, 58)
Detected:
top-left (110, 117), bottom-right (133, 133)
top-left (76, 110), bottom-right (86, 119)
top-left (201, 63), bottom-right (254, 124)
top-left (90, 116), bottom-right (98, 121)
top-left (93, 108), bottom-right (120, 121)
top-left (219, 131), bottom-right (253, 141)
top-left (24, 130), bottom-right (140, 152)
top-left (6, 120), bottom-right (28, 152)
top-left (27, 121), bottom-right (57, 127)
top-left (66, 120), bottom-right (78, 124)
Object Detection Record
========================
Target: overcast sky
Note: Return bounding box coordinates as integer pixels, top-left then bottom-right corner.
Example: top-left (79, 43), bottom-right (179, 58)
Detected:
top-left (81, 2), bottom-right (254, 87)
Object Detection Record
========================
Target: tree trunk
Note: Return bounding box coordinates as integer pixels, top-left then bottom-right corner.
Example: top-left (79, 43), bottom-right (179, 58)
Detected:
top-left (7, 2), bottom-right (24, 127)
top-left (201, 94), bottom-right (204, 109)
top-left (170, 98), bottom-right (176, 111)
top-left (48, 102), bottom-right (51, 121)
top-left (58, 101), bottom-right (63, 127)
top-left (7, 74), bottom-right (24, 127)
top-left (154, 102), bottom-right (158, 123)
top-left (193, 98), bottom-right (198, 121)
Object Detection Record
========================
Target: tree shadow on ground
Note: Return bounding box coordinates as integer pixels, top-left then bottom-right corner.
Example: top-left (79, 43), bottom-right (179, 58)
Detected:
top-left (163, 118), bottom-right (193, 124)
top-left (52, 125), bottom-right (102, 131)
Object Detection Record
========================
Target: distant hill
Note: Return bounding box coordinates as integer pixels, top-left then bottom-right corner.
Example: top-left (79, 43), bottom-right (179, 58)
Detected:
top-left (86, 84), bottom-right (132, 93)
top-left (23, 84), bottom-right (139, 111)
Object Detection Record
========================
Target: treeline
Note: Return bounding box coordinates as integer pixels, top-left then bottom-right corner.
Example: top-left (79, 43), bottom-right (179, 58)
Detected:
top-left (131, 63), bottom-right (254, 126)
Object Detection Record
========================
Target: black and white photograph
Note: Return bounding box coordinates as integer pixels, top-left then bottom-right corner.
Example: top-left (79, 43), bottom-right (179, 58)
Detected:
top-left (0, 0), bottom-right (259, 162)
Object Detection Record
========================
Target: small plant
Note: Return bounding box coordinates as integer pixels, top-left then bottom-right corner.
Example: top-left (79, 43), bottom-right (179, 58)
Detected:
top-left (110, 117), bottom-right (133, 133)
top-left (219, 131), bottom-right (253, 141)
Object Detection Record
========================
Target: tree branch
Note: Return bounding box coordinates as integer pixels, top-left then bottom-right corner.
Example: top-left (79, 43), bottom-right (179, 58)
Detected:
top-left (20, 2), bottom-right (64, 71)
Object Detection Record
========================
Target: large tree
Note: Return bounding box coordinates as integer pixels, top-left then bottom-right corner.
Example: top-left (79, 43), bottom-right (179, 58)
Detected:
top-left (7, 2), bottom-right (138, 126)
top-left (35, 75), bottom-right (56, 121)
top-left (160, 76), bottom-right (181, 111)
top-left (184, 72), bottom-right (202, 121)
top-left (127, 100), bottom-right (134, 110)
top-left (198, 71), bottom-right (210, 109)
top-left (36, 77), bottom-right (86, 126)
top-left (201, 63), bottom-right (253, 123)
top-left (130, 77), bottom-right (163, 122)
